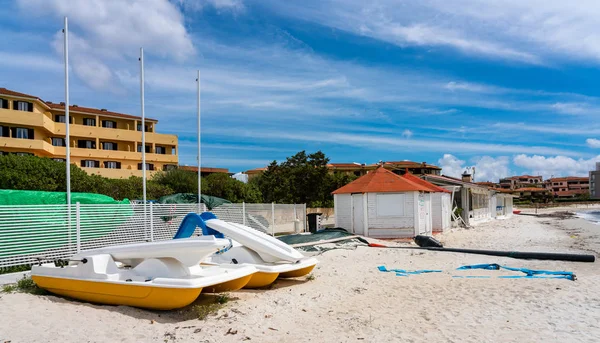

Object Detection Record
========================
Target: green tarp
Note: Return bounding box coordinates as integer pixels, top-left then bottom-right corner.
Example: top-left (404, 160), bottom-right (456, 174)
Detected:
top-left (0, 190), bottom-right (133, 258)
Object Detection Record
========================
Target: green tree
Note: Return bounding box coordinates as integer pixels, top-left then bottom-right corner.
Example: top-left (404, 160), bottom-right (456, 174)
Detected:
top-left (151, 169), bottom-right (198, 194)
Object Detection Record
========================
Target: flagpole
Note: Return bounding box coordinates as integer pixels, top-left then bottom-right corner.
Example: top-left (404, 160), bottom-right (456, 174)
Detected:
top-left (140, 48), bottom-right (147, 231)
top-left (64, 17), bottom-right (70, 206)
top-left (63, 16), bottom-right (72, 252)
top-left (197, 70), bottom-right (201, 213)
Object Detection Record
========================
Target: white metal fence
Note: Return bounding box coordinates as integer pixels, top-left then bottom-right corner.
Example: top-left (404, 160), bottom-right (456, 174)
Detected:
top-left (0, 202), bottom-right (306, 268)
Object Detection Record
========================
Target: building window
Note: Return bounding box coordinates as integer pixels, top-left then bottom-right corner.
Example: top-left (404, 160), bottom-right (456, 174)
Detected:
top-left (138, 163), bottom-right (154, 171)
top-left (101, 142), bottom-right (118, 150)
top-left (54, 115), bottom-right (73, 123)
top-left (104, 161), bottom-right (121, 169)
top-left (0, 98), bottom-right (8, 109)
top-left (137, 124), bottom-right (150, 132)
top-left (137, 144), bottom-right (151, 153)
top-left (155, 146), bottom-right (166, 154)
top-left (163, 164), bottom-right (177, 171)
top-left (77, 140), bottom-right (96, 149)
top-left (13, 101), bottom-right (33, 112)
top-left (82, 118), bottom-right (96, 126)
top-left (81, 160), bottom-right (99, 168)
top-left (51, 137), bottom-right (66, 147)
top-left (102, 120), bottom-right (117, 128)
top-left (14, 127), bottom-right (33, 139)
top-left (0, 125), bottom-right (9, 137)
top-left (53, 158), bottom-right (66, 162)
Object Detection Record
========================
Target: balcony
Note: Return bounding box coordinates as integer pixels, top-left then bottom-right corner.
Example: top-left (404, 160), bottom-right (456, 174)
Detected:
top-left (0, 137), bottom-right (54, 154)
top-left (52, 147), bottom-right (178, 163)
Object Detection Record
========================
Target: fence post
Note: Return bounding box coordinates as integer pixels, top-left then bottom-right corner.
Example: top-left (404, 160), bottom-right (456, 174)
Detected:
top-left (76, 202), bottom-right (81, 253)
top-left (242, 202), bottom-right (246, 226)
top-left (271, 202), bottom-right (275, 236)
top-left (303, 203), bottom-right (307, 232)
top-left (150, 202), bottom-right (154, 242)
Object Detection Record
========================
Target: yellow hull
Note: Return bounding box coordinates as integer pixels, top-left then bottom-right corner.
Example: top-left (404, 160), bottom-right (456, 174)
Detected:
top-left (243, 271), bottom-right (279, 289)
top-left (278, 264), bottom-right (316, 278)
top-left (201, 274), bottom-right (253, 293)
top-left (31, 276), bottom-right (202, 310)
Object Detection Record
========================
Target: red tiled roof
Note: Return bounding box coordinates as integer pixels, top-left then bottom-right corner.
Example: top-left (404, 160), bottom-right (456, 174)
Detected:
top-left (246, 167), bottom-right (267, 173)
top-left (46, 102), bottom-right (156, 122)
top-left (514, 187), bottom-right (550, 192)
top-left (402, 173), bottom-right (451, 193)
top-left (505, 175), bottom-right (542, 180)
top-left (382, 161), bottom-right (441, 170)
top-left (0, 88), bottom-right (40, 99)
top-left (327, 163), bottom-right (366, 168)
top-left (179, 166), bottom-right (229, 173)
top-left (555, 190), bottom-right (588, 197)
top-left (547, 176), bottom-right (588, 182)
top-left (332, 166), bottom-right (432, 194)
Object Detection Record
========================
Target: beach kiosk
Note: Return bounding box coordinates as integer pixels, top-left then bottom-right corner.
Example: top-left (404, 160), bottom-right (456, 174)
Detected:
top-left (402, 173), bottom-right (452, 232)
top-left (332, 166), bottom-right (433, 238)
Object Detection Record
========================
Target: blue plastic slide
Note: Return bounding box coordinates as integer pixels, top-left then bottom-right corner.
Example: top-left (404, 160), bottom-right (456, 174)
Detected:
top-left (173, 212), bottom-right (224, 239)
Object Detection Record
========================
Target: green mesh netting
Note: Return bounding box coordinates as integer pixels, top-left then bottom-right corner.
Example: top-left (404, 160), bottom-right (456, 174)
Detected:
top-left (277, 228), bottom-right (369, 252)
top-left (0, 190), bottom-right (133, 257)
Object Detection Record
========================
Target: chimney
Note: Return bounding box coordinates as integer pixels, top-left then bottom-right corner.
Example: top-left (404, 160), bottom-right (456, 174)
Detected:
top-left (462, 172), bottom-right (473, 183)
top-left (47, 101), bottom-right (53, 104)
top-left (101, 108), bottom-right (107, 111)
top-left (73, 104), bottom-right (78, 107)
top-left (60, 102), bottom-right (65, 105)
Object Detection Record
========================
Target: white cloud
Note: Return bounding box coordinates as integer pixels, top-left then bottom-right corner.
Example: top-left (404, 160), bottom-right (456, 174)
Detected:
top-left (438, 154), bottom-right (465, 178)
top-left (587, 138), bottom-right (600, 148)
top-left (438, 154), bottom-right (510, 182)
top-left (0, 51), bottom-right (62, 71)
top-left (513, 154), bottom-right (600, 178)
top-left (178, 0), bottom-right (245, 11)
top-left (18, 0), bottom-right (195, 90)
top-left (401, 129), bottom-right (413, 139)
top-left (264, 0), bottom-right (600, 65)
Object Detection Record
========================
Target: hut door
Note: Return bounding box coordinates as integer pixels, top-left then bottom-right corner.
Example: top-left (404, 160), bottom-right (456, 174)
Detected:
top-left (351, 194), bottom-right (364, 235)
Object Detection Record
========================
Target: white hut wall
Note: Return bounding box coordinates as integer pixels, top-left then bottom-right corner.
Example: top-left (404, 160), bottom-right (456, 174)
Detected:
top-left (334, 193), bottom-right (352, 230)
top-left (366, 192), bottom-right (415, 238)
top-left (432, 192), bottom-right (451, 232)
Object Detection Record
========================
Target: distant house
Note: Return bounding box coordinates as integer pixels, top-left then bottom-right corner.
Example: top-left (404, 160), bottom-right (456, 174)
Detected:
top-left (512, 187), bottom-right (552, 202)
top-left (422, 172), bottom-right (514, 225)
top-left (544, 176), bottom-right (589, 198)
top-left (499, 175), bottom-right (543, 190)
top-left (332, 167), bottom-right (434, 238)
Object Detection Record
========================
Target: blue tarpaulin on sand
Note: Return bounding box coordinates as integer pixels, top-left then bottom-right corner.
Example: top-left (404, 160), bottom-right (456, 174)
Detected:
top-left (377, 265), bottom-right (442, 277)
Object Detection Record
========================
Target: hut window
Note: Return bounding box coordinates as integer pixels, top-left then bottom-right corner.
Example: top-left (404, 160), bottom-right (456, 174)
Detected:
top-left (376, 194), bottom-right (405, 216)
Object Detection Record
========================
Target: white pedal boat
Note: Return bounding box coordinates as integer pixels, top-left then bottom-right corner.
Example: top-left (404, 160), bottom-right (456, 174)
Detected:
top-left (31, 237), bottom-right (256, 310)
top-left (175, 214), bottom-right (318, 288)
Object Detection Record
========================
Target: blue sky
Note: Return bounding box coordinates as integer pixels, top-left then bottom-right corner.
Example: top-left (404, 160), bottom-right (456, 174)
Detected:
top-left (2, 0), bottom-right (600, 181)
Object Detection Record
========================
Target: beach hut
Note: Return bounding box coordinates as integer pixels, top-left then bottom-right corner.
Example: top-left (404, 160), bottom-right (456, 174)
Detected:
top-left (332, 166), bottom-right (433, 238)
top-left (402, 173), bottom-right (452, 232)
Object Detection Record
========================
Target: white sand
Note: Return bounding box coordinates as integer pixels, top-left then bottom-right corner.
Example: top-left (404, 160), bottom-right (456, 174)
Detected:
top-left (1, 212), bottom-right (600, 343)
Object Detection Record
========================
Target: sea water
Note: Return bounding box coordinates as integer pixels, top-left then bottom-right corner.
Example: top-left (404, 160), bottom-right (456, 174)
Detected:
top-left (576, 210), bottom-right (600, 224)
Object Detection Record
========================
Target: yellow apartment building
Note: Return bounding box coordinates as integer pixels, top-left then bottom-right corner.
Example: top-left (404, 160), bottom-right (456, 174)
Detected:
top-left (0, 88), bottom-right (178, 178)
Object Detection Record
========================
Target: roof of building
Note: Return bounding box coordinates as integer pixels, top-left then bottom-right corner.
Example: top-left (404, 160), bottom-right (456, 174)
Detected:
top-left (382, 161), bottom-right (441, 170)
top-left (245, 167), bottom-right (268, 174)
top-left (503, 174), bottom-right (543, 180)
top-left (402, 173), bottom-right (451, 193)
top-left (332, 166), bottom-right (432, 194)
top-left (179, 166), bottom-right (229, 174)
top-left (46, 102), bottom-right (157, 122)
top-left (327, 163), bottom-right (367, 168)
top-left (555, 190), bottom-right (588, 197)
top-left (546, 176), bottom-right (589, 182)
top-left (477, 182), bottom-right (497, 186)
top-left (1, 87), bottom-right (156, 122)
top-left (0, 88), bottom-right (40, 99)
top-left (514, 187), bottom-right (551, 192)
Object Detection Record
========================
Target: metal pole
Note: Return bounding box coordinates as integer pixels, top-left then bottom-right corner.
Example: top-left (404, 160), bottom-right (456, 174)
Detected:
top-left (64, 17), bottom-right (72, 252)
top-left (271, 202), bottom-right (275, 236)
top-left (242, 202), bottom-right (246, 226)
top-left (140, 48), bottom-right (147, 230)
top-left (150, 202), bottom-right (154, 242)
top-left (75, 202), bottom-right (81, 252)
top-left (303, 203), bottom-right (307, 232)
top-left (197, 70), bottom-right (201, 213)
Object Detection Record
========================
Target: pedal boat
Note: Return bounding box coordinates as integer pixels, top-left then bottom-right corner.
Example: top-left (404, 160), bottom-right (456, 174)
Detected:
top-left (175, 213), bottom-right (318, 288)
top-left (31, 237), bottom-right (256, 310)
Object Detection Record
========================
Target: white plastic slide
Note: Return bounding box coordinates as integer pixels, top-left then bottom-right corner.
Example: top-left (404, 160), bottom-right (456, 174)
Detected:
top-left (204, 218), bottom-right (305, 263)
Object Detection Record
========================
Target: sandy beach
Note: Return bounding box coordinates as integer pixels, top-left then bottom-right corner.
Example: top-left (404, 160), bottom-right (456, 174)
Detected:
top-left (1, 209), bottom-right (600, 343)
